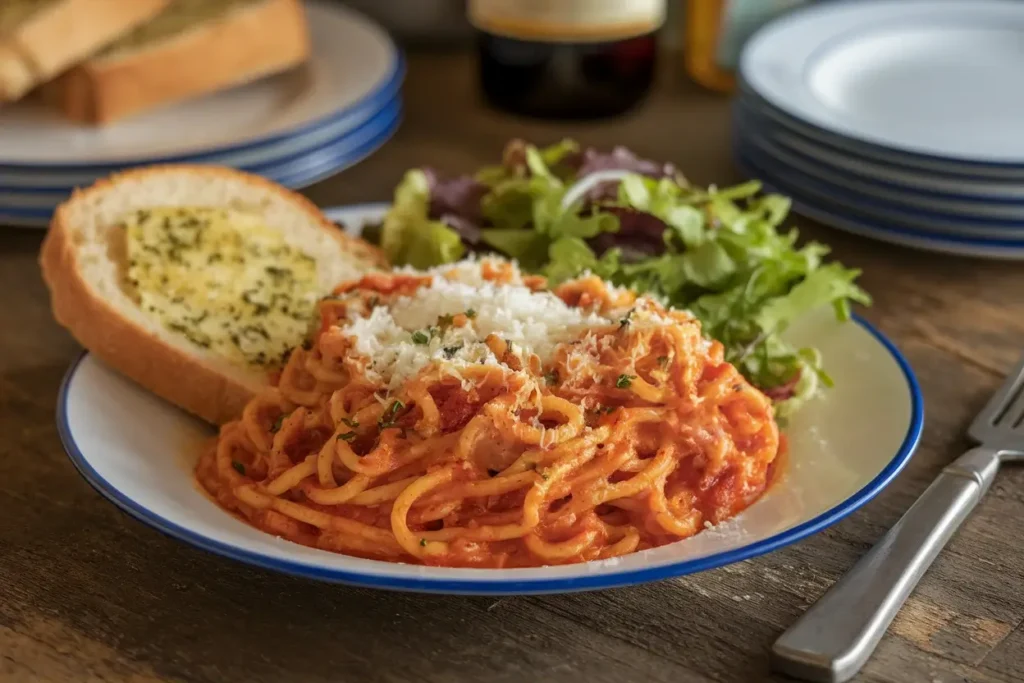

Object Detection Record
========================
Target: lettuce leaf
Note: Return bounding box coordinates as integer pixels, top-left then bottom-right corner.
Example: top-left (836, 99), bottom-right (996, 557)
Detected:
top-left (380, 170), bottom-right (465, 268)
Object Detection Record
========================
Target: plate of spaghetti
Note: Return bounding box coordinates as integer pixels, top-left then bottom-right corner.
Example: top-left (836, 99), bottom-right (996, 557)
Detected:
top-left (57, 204), bottom-right (923, 593)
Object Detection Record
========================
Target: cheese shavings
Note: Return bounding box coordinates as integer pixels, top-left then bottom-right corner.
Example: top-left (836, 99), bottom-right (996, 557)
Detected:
top-left (340, 265), bottom-right (609, 391)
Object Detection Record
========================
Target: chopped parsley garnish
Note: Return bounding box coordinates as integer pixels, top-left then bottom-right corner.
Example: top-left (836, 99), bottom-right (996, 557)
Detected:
top-left (264, 266), bottom-right (291, 278)
top-left (378, 400), bottom-right (405, 430)
top-left (443, 344), bottom-right (463, 359)
top-left (615, 374), bottom-right (636, 389)
top-left (337, 432), bottom-right (357, 442)
top-left (465, 308), bottom-right (477, 319)
top-left (411, 330), bottom-right (429, 345)
top-left (231, 461), bottom-right (246, 475)
top-left (619, 309), bottom-right (634, 330)
top-left (419, 538), bottom-right (428, 547)
top-left (341, 417), bottom-right (360, 428)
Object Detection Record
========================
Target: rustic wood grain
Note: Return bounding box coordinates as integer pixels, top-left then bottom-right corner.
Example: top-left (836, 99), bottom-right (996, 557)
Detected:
top-left (2, 52), bottom-right (1023, 683)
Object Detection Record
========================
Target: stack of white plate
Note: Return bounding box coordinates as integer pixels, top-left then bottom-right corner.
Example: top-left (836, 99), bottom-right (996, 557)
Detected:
top-left (733, 0), bottom-right (1024, 260)
top-left (0, 1), bottom-right (403, 228)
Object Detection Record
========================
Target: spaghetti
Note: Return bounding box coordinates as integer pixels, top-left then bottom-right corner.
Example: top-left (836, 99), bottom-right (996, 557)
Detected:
top-left (197, 259), bottom-right (780, 567)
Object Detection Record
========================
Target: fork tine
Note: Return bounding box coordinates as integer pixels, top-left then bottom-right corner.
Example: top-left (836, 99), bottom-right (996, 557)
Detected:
top-left (1002, 384), bottom-right (1024, 429)
top-left (968, 352), bottom-right (1024, 441)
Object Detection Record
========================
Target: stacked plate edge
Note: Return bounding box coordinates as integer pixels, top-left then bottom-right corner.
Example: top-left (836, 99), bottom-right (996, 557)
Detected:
top-left (0, 1), bottom-right (404, 229)
top-left (732, 0), bottom-right (1024, 260)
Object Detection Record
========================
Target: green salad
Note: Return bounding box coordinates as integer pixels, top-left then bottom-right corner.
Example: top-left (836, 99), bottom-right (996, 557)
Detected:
top-left (369, 139), bottom-right (870, 419)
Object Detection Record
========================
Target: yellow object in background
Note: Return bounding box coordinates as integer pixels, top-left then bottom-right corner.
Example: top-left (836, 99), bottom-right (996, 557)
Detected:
top-left (684, 0), bottom-right (811, 94)
top-left (684, 0), bottom-right (734, 93)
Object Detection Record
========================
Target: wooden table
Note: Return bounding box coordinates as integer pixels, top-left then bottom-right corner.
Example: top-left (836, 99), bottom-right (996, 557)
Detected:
top-left (3, 52), bottom-right (1024, 683)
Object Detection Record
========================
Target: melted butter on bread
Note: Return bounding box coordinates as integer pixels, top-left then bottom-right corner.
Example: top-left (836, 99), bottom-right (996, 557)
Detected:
top-left (124, 206), bottom-right (318, 368)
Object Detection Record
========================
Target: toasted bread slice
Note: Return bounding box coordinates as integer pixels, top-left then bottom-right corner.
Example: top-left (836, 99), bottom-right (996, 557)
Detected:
top-left (0, 0), bottom-right (171, 103)
top-left (43, 0), bottom-right (310, 125)
top-left (40, 166), bottom-right (386, 424)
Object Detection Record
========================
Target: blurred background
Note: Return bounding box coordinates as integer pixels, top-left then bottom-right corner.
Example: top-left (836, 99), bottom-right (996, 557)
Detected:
top-left (3, 0), bottom-right (1021, 260)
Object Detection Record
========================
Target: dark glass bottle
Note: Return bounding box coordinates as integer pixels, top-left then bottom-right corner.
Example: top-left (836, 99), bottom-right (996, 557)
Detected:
top-left (469, 1), bottom-right (664, 120)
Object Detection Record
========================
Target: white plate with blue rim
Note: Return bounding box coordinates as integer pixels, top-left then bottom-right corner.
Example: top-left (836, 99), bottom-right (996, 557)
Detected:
top-left (0, 109), bottom-right (402, 228)
top-left (0, 70), bottom-right (403, 191)
top-left (736, 99), bottom-right (1024, 203)
top-left (736, 84), bottom-right (1024, 183)
top-left (734, 99), bottom-right (1024, 208)
top-left (734, 131), bottom-right (1024, 239)
top-left (0, 1), bottom-right (400, 173)
top-left (54, 204), bottom-right (923, 594)
top-left (736, 152), bottom-right (1024, 260)
top-left (0, 98), bottom-right (403, 214)
top-left (740, 0), bottom-right (1024, 170)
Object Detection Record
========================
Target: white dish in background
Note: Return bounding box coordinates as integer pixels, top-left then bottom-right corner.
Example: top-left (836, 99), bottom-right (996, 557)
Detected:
top-left (0, 116), bottom-right (402, 229)
top-left (741, 0), bottom-right (1024, 165)
top-left (0, 2), bottom-right (399, 167)
top-left (738, 86), bottom-right (1024, 182)
top-left (736, 154), bottom-right (1024, 260)
top-left (55, 204), bottom-right (923, 595)
top-left (0, 80), bottom-right (401, 190)
top-left (735, 128), bottom-right (1024, 233)
top-left (736, 100), bottom-right (1024, 202)
top-left (266, 111), bottom-right (401, 189)
top-left (771, 128), bottom-right (1024, 203)
top-left (0, 100), bottom-right (402, 212)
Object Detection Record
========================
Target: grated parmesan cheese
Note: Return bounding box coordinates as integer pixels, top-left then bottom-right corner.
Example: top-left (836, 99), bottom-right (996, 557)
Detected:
top-left (341, 263), bottom-right (610, 390)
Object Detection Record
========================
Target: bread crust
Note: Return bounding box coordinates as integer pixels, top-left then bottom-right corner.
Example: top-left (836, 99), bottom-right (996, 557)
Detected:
top-left (39, 165), bottom-right (387, 425)
top-left (52, 0), bottom-right (310, 125)
top-left (0, 0), bottom-right (171, 101)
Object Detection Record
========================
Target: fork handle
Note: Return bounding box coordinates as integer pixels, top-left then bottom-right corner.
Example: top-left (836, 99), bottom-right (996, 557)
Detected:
top-left (771, 446), bottom-right (1002, 683)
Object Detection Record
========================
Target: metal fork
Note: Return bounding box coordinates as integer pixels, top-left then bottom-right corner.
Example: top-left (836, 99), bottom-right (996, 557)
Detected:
top-left (771, 353), bottom-right (1024, 683)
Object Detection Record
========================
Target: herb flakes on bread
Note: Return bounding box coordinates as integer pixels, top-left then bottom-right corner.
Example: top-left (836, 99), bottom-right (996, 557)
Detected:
top-left (40, 165), bottom-right (386, 424)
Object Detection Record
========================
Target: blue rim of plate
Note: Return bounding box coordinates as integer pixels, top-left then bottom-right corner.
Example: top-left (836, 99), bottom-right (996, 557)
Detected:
top-left (737, 0), bottom-right (1024, 170)
top-left (736, 146), bottom-right (1024, 249)
top-left (738, 84), bottom-right (1024, 180)
top-left (255, 102), bottom-right (401, 180)
top-left (735, 98), bottom-right (1024, 206)
top-left (735, 131), bottom-right (1024, 238)
top-left (0, 83), bottom-right (404, 192)
top-left (737, 82), bottom-right (1024, 181)
top-left (735, 153), bottom-right (1024, 259)
top-left (0, 98), bottom-right (402, 211)
top-left (737, 81), bottom-right (1024, 181)
top-left (735, 119), bottom-right (1024, 230)
top-left (0, 52), bottom-right (404, 172)
top-left (54, 314), bottom-right (924, 595)
top-left (0, 108), bottom-right (402, 221)
top-left (272, 112), bottom-right (401, 190)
